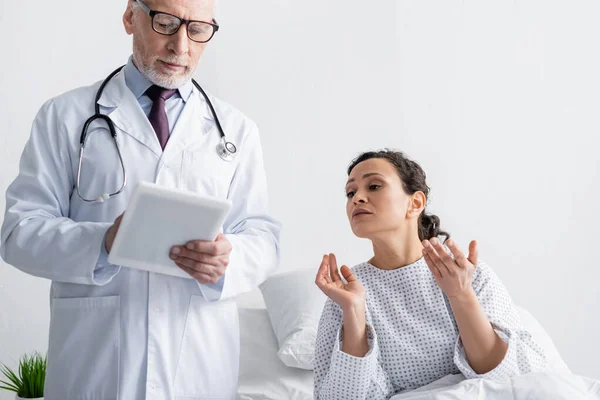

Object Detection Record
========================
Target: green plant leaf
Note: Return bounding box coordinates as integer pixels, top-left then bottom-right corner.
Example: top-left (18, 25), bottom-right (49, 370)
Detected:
top-left (0, 352), bottom-right (46, 397)
top-left (0, 364), bottom-right (21, 392)
top-left (0, 381), bottom-right (20, 392)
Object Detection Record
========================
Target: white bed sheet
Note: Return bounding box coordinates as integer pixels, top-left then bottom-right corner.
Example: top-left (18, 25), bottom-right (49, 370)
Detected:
top-left (236, 302), bottom-right (593, 400)
top-left (237, 308), bottom-right (314, 400)
top-left (390, 372), bottom-right (600, 400)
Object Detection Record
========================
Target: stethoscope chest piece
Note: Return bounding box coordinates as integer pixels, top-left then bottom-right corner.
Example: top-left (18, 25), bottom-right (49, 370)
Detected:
top-left (216, 138), bottom-right (236, 162)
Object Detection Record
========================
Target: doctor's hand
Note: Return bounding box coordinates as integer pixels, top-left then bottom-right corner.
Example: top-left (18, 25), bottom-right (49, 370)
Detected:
top-left (170, 234), bottom-right (232, 284)
top-left (422, 237), bottom-right (478, 300)
top-left (315, 253), bottom-right (366, 312)
top-left (105, 212), bottom-right (125, 253)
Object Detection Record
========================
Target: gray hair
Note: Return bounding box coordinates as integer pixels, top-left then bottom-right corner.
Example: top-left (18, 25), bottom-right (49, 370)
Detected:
top-left (130, 0), bottom-right (218, 16)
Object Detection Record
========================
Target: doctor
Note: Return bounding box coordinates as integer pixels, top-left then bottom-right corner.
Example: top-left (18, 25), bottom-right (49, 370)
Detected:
top-left (0, 0), bottom-right (280, 399)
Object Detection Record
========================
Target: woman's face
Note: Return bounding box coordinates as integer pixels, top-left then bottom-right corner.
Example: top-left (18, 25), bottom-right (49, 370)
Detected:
top-left (345, 158), bottom-right (414, 239)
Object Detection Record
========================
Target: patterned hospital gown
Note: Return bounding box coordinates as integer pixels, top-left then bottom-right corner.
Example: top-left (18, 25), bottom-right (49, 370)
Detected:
top-left (314, 258), bottom-right (547, 400)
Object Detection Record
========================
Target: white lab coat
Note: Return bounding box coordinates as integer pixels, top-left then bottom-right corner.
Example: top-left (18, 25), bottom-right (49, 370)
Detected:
top-left (0, 69), bottom-right (281, 400)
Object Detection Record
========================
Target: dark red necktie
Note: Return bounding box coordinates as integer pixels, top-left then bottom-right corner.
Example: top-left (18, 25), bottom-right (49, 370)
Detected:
top-left (146, 85), bottom-right (177, 150)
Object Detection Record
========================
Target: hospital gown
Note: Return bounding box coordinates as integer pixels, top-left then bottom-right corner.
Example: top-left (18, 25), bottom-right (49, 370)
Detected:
top-left (313, 258), bottom-right (547, 400)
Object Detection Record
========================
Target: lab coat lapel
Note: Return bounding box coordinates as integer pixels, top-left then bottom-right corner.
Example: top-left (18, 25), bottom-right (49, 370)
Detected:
top-left (162, 87), bottom-right (216, 160)
top-left (97, 69), bottom-right (162, 158)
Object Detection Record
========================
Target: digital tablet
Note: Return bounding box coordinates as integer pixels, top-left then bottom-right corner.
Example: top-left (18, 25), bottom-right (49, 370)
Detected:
top-left (107, 181), bottom-right (232, 278)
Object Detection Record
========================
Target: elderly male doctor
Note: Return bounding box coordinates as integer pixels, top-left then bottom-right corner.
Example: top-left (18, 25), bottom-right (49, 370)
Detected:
top-left (0, 0), bottom-right (280, 399)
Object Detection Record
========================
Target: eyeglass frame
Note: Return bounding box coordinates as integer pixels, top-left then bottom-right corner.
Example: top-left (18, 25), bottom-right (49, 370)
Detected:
top-left (135, 0), bottom-right (219, 43)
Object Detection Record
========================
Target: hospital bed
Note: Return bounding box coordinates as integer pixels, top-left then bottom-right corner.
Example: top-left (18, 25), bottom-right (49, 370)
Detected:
top-left (234, 268), bottom-right (599, 400)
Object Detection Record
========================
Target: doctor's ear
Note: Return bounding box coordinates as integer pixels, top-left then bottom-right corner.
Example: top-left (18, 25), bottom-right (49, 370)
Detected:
top-left (123, 3), bottom-right (135, 35)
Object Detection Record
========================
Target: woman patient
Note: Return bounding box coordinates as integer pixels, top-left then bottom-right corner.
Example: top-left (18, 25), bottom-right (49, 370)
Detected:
top-left (314, 150), bottom-right (547, 399)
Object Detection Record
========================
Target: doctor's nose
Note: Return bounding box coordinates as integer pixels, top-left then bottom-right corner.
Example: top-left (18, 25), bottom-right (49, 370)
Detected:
top-left (168, 25), bottom-right (190, 56)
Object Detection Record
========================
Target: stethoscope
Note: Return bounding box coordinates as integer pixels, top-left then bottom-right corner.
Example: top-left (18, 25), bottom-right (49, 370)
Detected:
top-left (77, 65), bottom-right (237, 203)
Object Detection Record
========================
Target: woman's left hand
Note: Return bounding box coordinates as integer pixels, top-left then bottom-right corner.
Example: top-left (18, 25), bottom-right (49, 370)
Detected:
top-left (422, 237), bottom-right (478, 299)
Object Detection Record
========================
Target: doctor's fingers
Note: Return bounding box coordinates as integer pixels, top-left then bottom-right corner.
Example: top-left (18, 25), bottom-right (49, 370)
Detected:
top-left (105, 212), bottom-right (126, 253)
top-left (173, 253), bottom-right (229, 271)
top-left (114, 211), bottom-right (125, 223)
top-left (175, 259), bottom-right (225, 280)
top-left (171, 246), bottom-right (230, 266)
top-left (185, 236), bottom-right (232, 256)
top-left (110, 212), bottom-right (125, 233)
top-left (177, 264), bottom-right (221, 285)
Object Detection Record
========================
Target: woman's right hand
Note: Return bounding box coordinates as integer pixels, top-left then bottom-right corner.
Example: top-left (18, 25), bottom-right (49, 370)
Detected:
top-left (315, 253), bottom-right (366, 311)
top-left (316, 254), bottom-right (370, 357)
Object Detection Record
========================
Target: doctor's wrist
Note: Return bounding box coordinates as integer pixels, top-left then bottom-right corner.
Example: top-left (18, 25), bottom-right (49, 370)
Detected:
top-left (104, 213), bottom-right (125, 253)
top-left (105, 226), bottom-right (115, 253)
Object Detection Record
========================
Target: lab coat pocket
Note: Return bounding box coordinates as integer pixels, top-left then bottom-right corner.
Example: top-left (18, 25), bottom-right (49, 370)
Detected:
top-left (179, 150), bottom-right (233, 198)
top-left (45, 295), bottom-right (120, 400)
top-left (173, 295), bottom-right (239, 400)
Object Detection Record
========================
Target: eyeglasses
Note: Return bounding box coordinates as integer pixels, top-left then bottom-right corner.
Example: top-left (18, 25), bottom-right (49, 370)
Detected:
top-left (135, 0), bottom-right (219, 43)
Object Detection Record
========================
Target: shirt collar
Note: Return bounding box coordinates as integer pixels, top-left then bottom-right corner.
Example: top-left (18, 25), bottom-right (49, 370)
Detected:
top-left (123, 55), bottom-right (194, 103)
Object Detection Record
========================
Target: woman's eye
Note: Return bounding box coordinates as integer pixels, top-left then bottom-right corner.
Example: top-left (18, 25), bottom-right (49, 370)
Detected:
top-left (369, 184), bottom-right (381, 191)
top-left (346, 191), bottom-right (355, 198)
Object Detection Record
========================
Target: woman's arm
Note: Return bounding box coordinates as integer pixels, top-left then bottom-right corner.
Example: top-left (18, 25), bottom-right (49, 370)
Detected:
top-left (423, 238), bottom-right (506, 372)
top-left (314, 254), bottom-right (395, 400)
top-left (314, 299), bottom-right (395, 400)
top-left (447, 287), bottom-right (508, 373)
top-left (423, 238), bottom-right (547, 379)
top-left (341, 302), bottom-right (370, 357)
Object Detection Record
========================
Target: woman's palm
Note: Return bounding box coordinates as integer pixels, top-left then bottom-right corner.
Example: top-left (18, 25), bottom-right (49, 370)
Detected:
top-left (315, 254), bottom-right (365, 311)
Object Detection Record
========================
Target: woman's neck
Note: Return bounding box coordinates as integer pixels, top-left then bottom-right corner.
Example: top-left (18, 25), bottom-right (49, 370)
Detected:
top-left (368, 229), bottom-right (423, 270)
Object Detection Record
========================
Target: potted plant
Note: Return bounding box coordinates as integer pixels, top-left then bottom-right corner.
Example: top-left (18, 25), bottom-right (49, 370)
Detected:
top-left (0, 352), bottom-right (46, 399)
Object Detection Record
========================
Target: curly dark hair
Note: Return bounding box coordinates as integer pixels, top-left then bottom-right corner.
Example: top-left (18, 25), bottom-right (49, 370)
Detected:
top-left (347, 149), bottom-right (450, 242)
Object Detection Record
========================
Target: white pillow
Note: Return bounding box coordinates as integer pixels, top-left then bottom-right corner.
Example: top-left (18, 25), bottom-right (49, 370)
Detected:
top-left (515, 306), bottom-right (571, 375)
top-left (259, 268), bottom-right (327, 370)
top-left (237, 307), bottom-right (314, 400)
